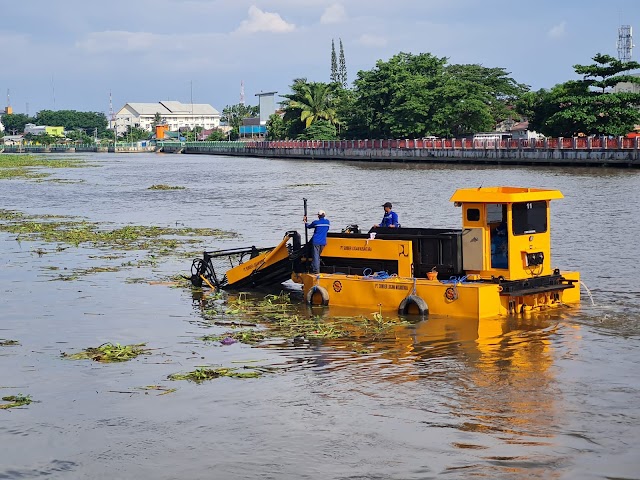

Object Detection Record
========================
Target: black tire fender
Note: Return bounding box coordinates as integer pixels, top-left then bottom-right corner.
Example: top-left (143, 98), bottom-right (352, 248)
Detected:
top-left (306, 285), bottom-right (330, 306)
top-left (398, 294), bottom-right (429, 316)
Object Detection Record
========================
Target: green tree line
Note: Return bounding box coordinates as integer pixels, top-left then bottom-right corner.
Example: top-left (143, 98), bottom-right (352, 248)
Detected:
top-left (267, 51), bottom-right (640, 141)
top-left (1, 110), bottom-right (108, 136)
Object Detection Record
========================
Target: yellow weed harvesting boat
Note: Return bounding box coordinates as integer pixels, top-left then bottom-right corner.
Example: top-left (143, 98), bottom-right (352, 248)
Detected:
top-left (189, 187), bottom-right (580, 318)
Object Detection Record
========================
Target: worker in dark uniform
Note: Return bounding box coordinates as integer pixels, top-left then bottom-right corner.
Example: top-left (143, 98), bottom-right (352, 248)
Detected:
top-left (304, 210), bottom-right (330, 273)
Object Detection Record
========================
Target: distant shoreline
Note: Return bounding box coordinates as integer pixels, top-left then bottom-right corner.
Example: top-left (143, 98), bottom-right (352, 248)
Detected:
top-left (3, 137), bottom-right (639, 168)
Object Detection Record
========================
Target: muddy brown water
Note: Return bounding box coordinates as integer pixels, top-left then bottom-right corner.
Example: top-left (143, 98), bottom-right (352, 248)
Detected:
top-left (1, 153), bottom-right (639, 479)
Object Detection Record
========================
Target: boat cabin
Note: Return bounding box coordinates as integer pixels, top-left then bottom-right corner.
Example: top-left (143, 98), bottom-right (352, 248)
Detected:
top-left (450, 186), bottom-right (562, 281)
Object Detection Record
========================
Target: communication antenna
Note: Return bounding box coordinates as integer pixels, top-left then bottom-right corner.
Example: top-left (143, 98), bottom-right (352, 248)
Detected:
top-left (617, 25), bottom-right (634, 62)
top-left (5, 89), bottom-right (12, 115)
top-left (240, 80), bottom-right (245, 105)
top-left (109, 90), bottom-right (115, 132)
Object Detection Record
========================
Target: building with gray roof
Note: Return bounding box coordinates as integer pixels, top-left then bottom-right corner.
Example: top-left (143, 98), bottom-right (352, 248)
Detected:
top-left (114, 101), bottom-right (221, 136)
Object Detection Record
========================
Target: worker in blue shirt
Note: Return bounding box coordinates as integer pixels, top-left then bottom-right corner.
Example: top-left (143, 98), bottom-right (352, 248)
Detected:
top-left (304, 210), bottom-right (330, 273)
top-left (374, 202), bottom-right (399, 228)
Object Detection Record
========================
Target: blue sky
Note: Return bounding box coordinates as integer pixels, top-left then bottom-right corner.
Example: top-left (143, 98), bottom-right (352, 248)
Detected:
top-left (1, 0), bottom-right (638, 117)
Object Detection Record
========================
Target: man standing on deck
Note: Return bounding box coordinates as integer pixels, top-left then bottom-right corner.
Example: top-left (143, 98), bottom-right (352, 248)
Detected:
top-left (374, 202), bottom-right (399, 228)
top-left (304, 210), bottom-right (330, 273)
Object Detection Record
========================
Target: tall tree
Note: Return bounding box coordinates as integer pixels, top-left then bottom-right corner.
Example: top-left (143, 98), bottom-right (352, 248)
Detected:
top-left (351, 52), bottom-right (449, 138)
top-left (221, 103), bottom-right (260, 135)
top-left (338, 39), bottom-right (347, 87)
top-left (517, 53), bottom-right (640, 137)
top-left (266, 113), bottom-right (286, 140)
top-left (0, 113), bottom-right (33, 134)
top-left (282, 79), bottom-right (338, 134)
top-left (330, 39), bottom-right (338, 83)
top-left (444, 64), bottom-right (529, 125)
top-left (350, 52), bottom-right (528, 139)
top-left (152, 112), bottom-right (163, 127)
top-left (298, 120), bottom-right (337, 140)
top-left (34, 110), bottom-right (108, 133)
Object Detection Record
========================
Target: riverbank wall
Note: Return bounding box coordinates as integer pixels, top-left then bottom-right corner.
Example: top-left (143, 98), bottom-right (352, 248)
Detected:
top-left (4, 137), bottom-right (640, 167)
top-left (1, 144), bottom-right (156, 154)
top-left (158, 137), bottom-right (640, 168)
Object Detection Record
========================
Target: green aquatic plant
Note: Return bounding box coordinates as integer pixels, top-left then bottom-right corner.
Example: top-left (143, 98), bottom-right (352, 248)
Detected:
top-left (201, 329), bottom-right (268, 345)
top-left (168, 367), bottom-right (261, 383)
top-left (0, 339), bottom-right (20, 346)
top-left (197, 292), bottom-right (409, 351)
top-left (139, 385), bottom-right (177, 396)
top-left (0, 211), bottom-right (237, 249)
top-left (0, 155), bottom-right (86, 180)
top-left (148, 184), bottom-right (185, 190)
top-left (62, 342), bottom-right (151, 362)
top-left (0, 210), bottom-right (238, 282)
top-left (52, 265), bottom-right (122, 281)
top-left (0, 394), bottom-right (32, 409)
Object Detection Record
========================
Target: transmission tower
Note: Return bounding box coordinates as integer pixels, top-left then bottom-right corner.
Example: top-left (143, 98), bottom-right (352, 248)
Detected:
top-left (240, 80), bottom-right (245, 105)
top-left (617, 25), bottom-right (634, 62)
top-left (109, 90), bottom-right (115, 132)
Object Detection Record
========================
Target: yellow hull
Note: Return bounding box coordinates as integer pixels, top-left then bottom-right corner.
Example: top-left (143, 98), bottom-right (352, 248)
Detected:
top-left (297, 271), bottom-right (580, 319)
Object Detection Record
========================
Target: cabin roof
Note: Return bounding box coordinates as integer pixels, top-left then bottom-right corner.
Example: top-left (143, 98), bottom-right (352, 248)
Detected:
top-left (450, 186), bottom-right (564, 203)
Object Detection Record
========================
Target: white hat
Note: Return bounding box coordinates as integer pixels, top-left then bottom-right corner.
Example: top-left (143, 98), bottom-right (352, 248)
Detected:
top-left (317, 210), bottom-right (326, 216)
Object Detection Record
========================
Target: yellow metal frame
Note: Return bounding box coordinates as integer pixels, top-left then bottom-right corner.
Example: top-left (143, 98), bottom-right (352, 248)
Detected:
top-left (321, 237), bottom-right (414, 277)
top-left (225, 234), bottom-right (292, 285)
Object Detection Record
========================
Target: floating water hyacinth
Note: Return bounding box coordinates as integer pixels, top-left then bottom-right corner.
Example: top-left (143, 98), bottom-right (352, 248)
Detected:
top-left (220, 337), bottom-right (237, 345)
top-left (62, 342), bottom-right (152, 362)
top-left (169, 367), bottom-right (261, 383)
top-left (1, 394), bottom-right (32, 409)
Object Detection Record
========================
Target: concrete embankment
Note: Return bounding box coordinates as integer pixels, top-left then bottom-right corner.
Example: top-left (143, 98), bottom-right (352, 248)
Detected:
top-left (4, 137), bottom-right (639, 167)
top-left (1, 144), bottom-right (155, 154)
top-left (160, 138), bottom-right (640, 168)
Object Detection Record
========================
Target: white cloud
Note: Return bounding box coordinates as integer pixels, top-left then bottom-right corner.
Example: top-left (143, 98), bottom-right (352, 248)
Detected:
top-left (547, 21), bottom-right (566, 39)
top-left (235, 6), bottom-right (295, 34)
top-left (357, 33), bottom-right (387, 48)
top-left (320, 3), bottom-right (347, 24)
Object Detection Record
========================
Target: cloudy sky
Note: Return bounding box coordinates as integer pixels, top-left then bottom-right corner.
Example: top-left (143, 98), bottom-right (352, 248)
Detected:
top-left (1, 0), bottom-right (639, 117)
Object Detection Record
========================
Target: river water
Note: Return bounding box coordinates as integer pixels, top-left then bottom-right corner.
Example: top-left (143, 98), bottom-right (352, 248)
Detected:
top-left (1, 152), bottom-right (639, 479)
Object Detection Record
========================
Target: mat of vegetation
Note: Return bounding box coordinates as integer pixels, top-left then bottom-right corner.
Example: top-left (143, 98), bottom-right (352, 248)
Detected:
top-left (0, 154), bottom-right (87, 180)
top-left (199, 291), bottom-right (409, 353)
top-left (0, 394), bottom-right (32, 409)
top-left (148, 184), bottom-right (185, 190)
top-left (62, 342), bottom-right (152, 362)
top-left (0, 209), bottom-right (237, 282)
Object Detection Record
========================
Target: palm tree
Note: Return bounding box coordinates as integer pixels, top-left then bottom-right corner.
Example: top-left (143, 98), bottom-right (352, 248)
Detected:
top-left (283, 80), bottom-right (338, 129)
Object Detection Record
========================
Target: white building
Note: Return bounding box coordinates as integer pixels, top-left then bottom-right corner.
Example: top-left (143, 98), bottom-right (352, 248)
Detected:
top-left (114, 101), bottom-right (221, 136)
top-left (613, 73), bottom-right (640, 94)
top-left (24, 123), bottom-right (47, 135)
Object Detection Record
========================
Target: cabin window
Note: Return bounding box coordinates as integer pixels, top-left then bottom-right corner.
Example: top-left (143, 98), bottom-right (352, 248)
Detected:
top-left (488, 204), bottom-right (508, 269)
top-left (512, 201), bottom-right (547, 235)
top-left (466, 208), bottom-right (480, 222)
